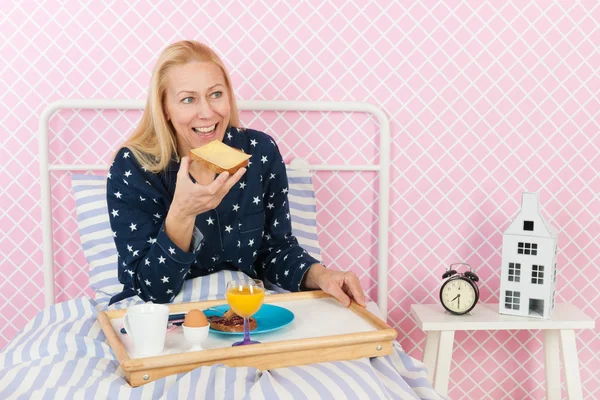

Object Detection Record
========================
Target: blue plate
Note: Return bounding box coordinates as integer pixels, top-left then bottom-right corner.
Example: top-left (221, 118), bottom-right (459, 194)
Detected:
top-left (204, 304), bottom-right (294, 335)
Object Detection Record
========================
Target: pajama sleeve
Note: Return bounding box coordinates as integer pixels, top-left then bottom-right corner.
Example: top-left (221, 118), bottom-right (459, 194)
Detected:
top-left (255, 137), bottom-right (321, 291)
top-left (106, 148), bottom-right (203, 303)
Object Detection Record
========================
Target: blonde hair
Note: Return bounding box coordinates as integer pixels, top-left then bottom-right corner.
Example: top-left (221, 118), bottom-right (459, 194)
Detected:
top-left (122, 40), bottom-right (240, 173)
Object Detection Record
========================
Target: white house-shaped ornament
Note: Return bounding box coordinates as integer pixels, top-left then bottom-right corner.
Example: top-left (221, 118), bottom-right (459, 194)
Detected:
top-left (499, 192), bottom-right (558, 319)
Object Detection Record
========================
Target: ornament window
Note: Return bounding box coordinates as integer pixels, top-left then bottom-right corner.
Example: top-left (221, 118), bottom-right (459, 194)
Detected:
top-left (505, 291), bottom-right (520, 310)
top-left (508, 263), bottom-right (521, 282)
top-left (517, 242), bottom-right (537, 255)
top-left (531, 265), bottom-right (545, 284)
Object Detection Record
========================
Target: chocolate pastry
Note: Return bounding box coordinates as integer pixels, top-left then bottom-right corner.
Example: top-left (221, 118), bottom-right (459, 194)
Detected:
top-left (208, 310), bottom-right (257, 332)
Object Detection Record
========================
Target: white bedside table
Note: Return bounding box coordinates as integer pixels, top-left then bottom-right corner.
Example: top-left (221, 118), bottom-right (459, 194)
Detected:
top-left (410, 303), bottom-right (594, 399)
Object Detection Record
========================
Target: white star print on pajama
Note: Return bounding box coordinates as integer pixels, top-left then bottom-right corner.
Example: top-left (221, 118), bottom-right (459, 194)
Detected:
top-left (106, 127), bottom-right (321, 305)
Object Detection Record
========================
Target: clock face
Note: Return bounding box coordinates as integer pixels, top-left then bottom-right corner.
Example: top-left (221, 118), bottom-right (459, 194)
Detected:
top-left (441, 278), bottom-right (477, 314)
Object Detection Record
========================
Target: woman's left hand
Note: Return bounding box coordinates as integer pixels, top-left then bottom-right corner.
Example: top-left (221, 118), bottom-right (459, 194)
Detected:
top-left (303, 264), bottom-right (366, 307)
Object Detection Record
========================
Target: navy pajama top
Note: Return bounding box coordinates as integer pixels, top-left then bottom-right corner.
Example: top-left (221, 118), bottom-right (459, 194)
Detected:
top-left (106, 127), bottom-right (320, 305)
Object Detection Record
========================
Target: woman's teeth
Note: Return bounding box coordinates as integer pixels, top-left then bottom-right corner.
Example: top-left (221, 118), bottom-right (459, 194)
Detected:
top-left (192, 124), bottom-right (216, 134)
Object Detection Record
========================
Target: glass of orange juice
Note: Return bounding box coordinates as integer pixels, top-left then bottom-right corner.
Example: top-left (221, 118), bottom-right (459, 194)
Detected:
top-left (226, 279), bottom-right (265, 346)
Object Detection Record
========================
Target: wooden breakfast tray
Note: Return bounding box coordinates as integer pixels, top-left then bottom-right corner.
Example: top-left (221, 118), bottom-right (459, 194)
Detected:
top-left (98, 290), bottom-right (397, 386)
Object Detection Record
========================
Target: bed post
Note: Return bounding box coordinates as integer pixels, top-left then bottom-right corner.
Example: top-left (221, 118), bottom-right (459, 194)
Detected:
top-left (40, 103), bottom-right (58, 306)
top-left (39, 100), bottom-right (390, 318)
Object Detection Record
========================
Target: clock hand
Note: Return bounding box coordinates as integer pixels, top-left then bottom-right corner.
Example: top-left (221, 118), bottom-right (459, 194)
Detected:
top-left (451, 294), bottom-right (459, 302)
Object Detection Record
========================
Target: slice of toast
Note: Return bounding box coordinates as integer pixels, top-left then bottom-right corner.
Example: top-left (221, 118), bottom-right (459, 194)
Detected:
top-left (189, 140), bottom-right (252, 175)
top-left (207, 314), bottom-right (257, 332)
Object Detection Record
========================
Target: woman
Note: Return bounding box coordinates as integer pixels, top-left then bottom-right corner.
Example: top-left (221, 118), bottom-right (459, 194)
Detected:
top-left (107, 40), bottom-right (366, 307)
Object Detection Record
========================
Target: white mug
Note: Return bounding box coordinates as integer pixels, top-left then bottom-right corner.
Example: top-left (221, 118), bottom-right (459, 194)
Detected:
top-left (122, 303), bottom-right (169, 357)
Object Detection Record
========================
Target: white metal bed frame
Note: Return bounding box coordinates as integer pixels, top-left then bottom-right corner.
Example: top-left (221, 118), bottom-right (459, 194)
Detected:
top-left (39, 100), bottom-right (391, 318)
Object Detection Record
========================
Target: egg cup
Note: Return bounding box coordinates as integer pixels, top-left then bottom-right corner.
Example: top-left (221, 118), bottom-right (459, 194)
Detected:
top-left (183, 324), bottom-right (210, 351)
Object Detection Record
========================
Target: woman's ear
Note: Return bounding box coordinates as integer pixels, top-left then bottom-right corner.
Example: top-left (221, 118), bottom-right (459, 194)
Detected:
top-left (162, 99), bottom-right (170, 121)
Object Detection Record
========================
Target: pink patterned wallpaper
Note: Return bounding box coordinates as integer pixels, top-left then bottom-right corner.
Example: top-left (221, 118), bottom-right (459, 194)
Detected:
top-left (1, 1), bottom-right (599, 399)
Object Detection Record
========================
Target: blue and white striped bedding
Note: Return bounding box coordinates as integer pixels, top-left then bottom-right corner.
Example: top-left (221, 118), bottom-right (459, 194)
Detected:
top-left (0, 292), bottom-right (447, 399)
top-left (0, 167), bottom-right (446, 399)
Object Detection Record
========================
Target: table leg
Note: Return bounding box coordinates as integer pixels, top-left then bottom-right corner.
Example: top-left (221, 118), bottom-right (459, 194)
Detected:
top-left (433, 330), bottom-right (454, 397)
top-left (422, 331), bottom-right (440, 383)
top-left (559, 330), bottom-right (584, 400)
top-left (544, 330), bottom-right (561, 400)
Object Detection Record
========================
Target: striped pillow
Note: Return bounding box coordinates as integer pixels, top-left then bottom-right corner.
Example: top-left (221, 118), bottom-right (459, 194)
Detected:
top-left (286, 168), bottom-right (321, 260)
top-left (71, 167), bottom-right (321, 299)
top-left (71, 175), bottom-right (121, 298)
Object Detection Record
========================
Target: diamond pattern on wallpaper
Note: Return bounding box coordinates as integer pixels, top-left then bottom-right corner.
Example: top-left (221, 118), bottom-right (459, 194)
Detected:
top-left (1, 1), bottom-right (599, 399)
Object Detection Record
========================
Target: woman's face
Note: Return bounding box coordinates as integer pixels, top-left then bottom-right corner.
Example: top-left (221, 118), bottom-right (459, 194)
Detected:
top-left (164, 61), bottom-right (231, 155)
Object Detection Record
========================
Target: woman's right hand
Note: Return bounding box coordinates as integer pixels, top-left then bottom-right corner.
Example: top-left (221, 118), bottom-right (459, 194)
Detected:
top-left (171, 156), bottom-right (246, 218)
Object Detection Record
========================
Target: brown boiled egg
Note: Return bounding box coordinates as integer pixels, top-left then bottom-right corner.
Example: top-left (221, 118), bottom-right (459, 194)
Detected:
top-left (184, 309), bottom-right (208, 327)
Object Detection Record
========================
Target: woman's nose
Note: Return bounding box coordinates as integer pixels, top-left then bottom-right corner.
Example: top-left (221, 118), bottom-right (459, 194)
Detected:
top-left (196, 99), bottom-right (214, 118)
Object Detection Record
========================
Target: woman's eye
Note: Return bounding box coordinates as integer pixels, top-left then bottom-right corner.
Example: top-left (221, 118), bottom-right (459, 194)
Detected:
top-left (210, 91), bottom-right (222, 99)
top-left (182, 97), bottom-right (194, 104)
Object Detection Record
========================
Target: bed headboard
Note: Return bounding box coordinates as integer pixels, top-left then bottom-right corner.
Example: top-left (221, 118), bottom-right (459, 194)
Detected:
top-left (39, 100), bottom-right (391, 318)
